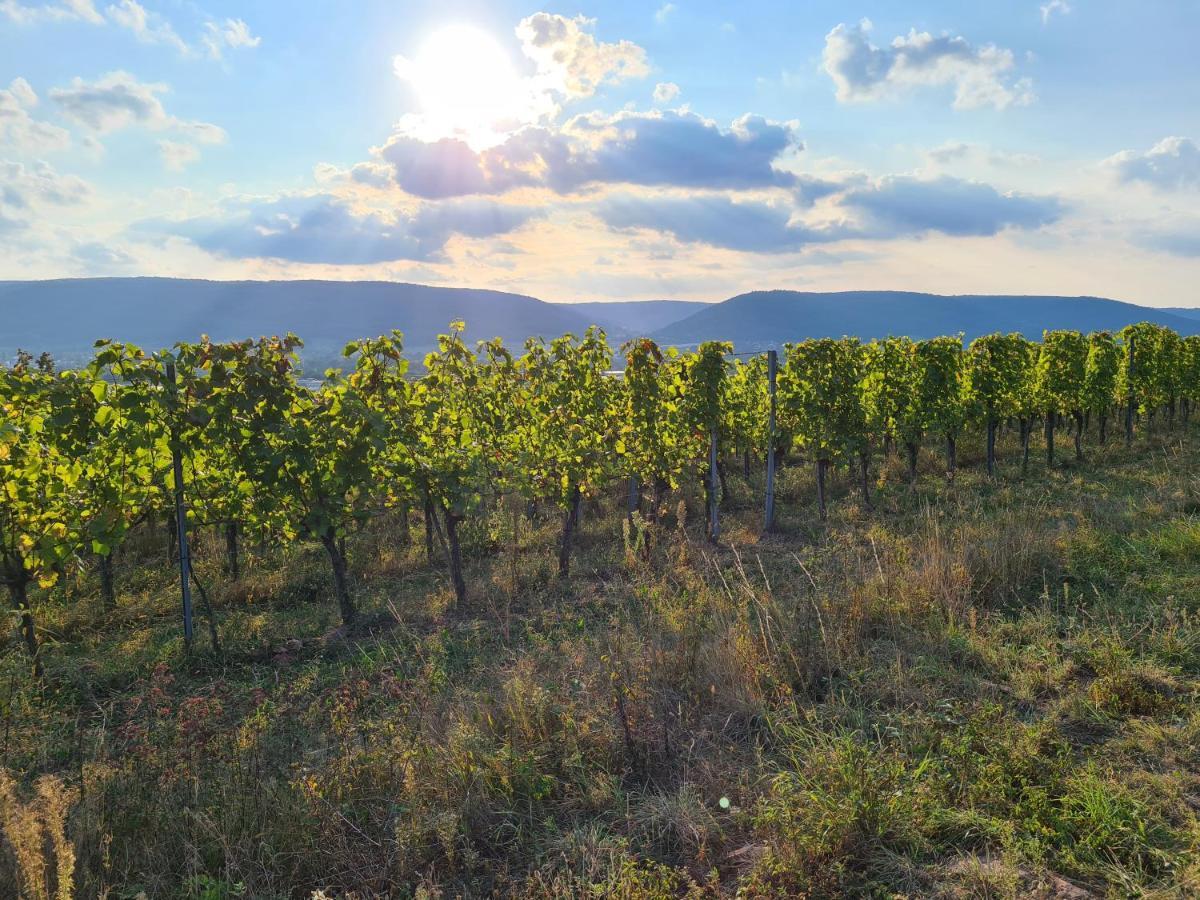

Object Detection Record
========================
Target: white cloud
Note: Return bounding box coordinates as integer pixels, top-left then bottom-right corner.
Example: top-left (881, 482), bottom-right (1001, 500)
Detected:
top-left (6, 0), bottom-right (259, 60)
top-left (143, 193), bottom-right (544, 264)
top-left (105, 0), bottom-right (187, 52)
top-left (158, 140), bottom-right (200, 171)
top-left (6, 78), bottom-right (37, 109)
top-left (50, 71), bottom-right (227, 145)
top-left (1040, 0), bottom-right (1071, 24)
top-left (202, 17), bottom-right (261, 59)
top-left (653, 81), bottom-right (680, 103)
top-left (597, 193), bottom-right (845, 253)
top-left (0, 158), bottom-right (89, 206)
top-left (516, 13), bottom-right (649, 100)
top-left (841, 174), bottom-right (1062, 238)
top-left (924, 140), bottom-right (1042, 169)
top-left (1105, 137), bottom-right (1200, 190)
top-left (311, 160), bottom-right (394, 189)
top-left (0, 0), bottom-right (101, 25)
top-left (0, 77), bottom-right (72, 154)
top-left (173, 119), bottom-right (226, 144)
top-left (69, 239), bottom-right (135, 270)
top-left (596, 174), bottom-right (1063, 252)
top-left (349, 161), bottom-right (393, 188)
top-left (375, 109), bottom-right (801, 198)
top-left (108, 1), bottom-right (260, 59)
top-left (48, 0), bottom-right (98, 19)
top-left (822, 19), bottom-right (1036, 110)
top-left (655, 3), bottom-right (675, 24)
top-left (926, 141), bottom-right (973, 163)
top-left (0, 159), bottom-right (91, 232)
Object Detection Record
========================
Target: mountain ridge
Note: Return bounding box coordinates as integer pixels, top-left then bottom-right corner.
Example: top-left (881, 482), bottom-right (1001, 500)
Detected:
top-left (2, 279), bottom-right (1197, 366)
top-left (0, 277), bottom-right (594, 365)
top-left (652, 289), bottom-right (1200, 347)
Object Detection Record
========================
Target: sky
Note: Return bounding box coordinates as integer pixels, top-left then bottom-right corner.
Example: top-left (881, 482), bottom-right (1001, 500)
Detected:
top-left (1, 0), bottom-right (1198, 305)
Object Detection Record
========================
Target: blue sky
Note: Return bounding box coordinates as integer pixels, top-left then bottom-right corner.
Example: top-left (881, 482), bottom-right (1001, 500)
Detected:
top-left (2, 0), bottom-right (1198, 304)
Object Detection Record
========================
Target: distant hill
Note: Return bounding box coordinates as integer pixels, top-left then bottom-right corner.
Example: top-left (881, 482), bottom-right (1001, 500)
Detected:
top-left (652, 290), bottom-right (1200, 348)
top-left (3, 280), bottom-right (1198, 368)
top-left (566, 300), bottom-right (708, 335)
top-left (1161, 307), bottom-right (1200, 322)
top-left (0, 278), bottom-right (596, 367)
top-left (0, 279), bottom-right (711, 366)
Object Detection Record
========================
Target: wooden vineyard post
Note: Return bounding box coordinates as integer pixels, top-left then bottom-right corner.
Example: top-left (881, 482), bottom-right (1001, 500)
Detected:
top-left (1125, 334), bottom-right (1136, 446)
top-left (764, 349), bottom-right (778, 532)
top-left (708, 425), bottom-right (720, 542)
top-left (165, 361), bottom-right (194, 651)
top-left (986, 417), bottom-right (997, 477)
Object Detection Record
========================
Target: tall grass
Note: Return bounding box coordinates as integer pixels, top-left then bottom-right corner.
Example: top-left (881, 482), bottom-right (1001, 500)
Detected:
top-left (2, 427), bottom-right (1200, 896)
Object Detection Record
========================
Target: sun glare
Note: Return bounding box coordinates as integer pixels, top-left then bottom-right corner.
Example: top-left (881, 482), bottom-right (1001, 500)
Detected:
top-left (394, 24), bottom-right (529, 150)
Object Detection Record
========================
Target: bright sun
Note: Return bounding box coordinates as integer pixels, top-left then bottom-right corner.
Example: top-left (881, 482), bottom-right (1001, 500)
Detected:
top-left (394, 25), bottom-right (529, 150)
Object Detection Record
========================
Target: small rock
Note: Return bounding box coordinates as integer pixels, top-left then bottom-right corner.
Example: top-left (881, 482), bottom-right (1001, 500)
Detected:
top-left (1050, 875), bottom-right (1093, 899)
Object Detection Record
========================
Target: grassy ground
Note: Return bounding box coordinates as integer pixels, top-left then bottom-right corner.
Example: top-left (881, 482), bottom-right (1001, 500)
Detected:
top-left (2, 426), bottom-right (1200, 898)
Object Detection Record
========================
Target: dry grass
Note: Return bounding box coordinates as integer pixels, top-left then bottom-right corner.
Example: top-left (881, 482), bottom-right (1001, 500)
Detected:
top-left (2, 426), bottom-right (1200, 897)
top-left (0, 771), bottom-right (77, 900)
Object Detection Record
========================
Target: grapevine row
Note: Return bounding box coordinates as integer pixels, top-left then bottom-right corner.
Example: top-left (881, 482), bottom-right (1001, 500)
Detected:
top-left (2, 322), bottom-right (1197, 675)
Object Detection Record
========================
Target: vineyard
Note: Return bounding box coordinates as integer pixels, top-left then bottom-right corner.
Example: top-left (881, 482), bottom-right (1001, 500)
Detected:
top-left (3, 321), bottom-right (1200, 897)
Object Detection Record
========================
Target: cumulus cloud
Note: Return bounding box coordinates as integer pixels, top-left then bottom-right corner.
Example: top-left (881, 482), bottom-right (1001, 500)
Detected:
top-left (516, 12), bottom-right (649, 100)
top-left (559, 110), bottom-right (799, 190)
top-left (378, 135), bottom-right (514, 199)
top-left (310, 160), bottom-right (397, 191)
top-left (0, 159), bottom-right (90, 208)
top-left (0, 158), bottom-right (90, 231)
top-left (70, 239), bottom-right (135, 269)
top-left (375, 109), bottom-right (800, 198)
top-left (840, 175), bottom-right (1062, 237)
top-left (50, 71), bottom-right (227, 144)
top-left (822, 19), bottom-right (1035, 110)
top-left (652, 82), bottom-right (680, 103)
top-left (597, 194), bottom-right (847, 253)
top-left (792, 174), bottom-right (848, 207)
top-left (141, 194), bottom-right (543, 264)
top-left (347, 161), bottom-right (393, 188)
top-left (5, 78), bottom-right (37, 110)
top-left (593, 174), bottom-right (1061, 252)
top-left (409, 199), bottom-right (543, 245)
top-left (1105, 137), bottom-right (1200, 190)
top-left (0, 77), bottom-right (72, 153)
